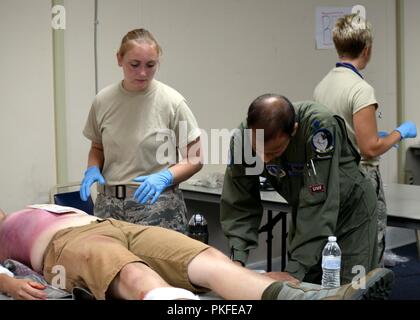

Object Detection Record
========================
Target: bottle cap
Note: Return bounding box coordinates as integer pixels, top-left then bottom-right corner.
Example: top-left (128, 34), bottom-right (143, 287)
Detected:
top-left (187, 213), bottom-right (209, 244)
top-left (328, 236), bottom-right (337, 242)
top-left (188, 213), bottom-right (207, 227)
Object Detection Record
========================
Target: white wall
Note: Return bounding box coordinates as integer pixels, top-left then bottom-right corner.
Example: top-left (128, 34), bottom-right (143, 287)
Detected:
top-left (403, 0), bottom-right (420, 147)
top-left (385, 0), bottom-right (420, 249)
top-left (0, 0), bottom-right (56, 212)
top-left (63, 0), bottom-right (96, 182)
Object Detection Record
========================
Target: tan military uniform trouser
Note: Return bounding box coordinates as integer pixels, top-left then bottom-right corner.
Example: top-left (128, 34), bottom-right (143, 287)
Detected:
top-left (42, 219), bottom-right (209, 299)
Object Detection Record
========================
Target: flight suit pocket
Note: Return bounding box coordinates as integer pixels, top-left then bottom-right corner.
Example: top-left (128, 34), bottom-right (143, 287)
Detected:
top-left (299, 159), bottom-right (329, 207)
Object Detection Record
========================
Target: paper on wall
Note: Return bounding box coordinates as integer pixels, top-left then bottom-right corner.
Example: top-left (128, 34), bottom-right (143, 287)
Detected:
top-left (315, 7), bottom-right (351, 50)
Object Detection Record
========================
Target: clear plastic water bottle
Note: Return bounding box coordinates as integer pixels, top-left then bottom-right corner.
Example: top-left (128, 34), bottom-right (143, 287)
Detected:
top-left (186, 213), bottom-right (209, 244)
top-left (321, 236), bottom-right (341, 288)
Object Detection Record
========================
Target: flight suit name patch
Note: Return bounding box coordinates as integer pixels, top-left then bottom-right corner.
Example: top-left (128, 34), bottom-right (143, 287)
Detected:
top-left (309, 184), bottom-right (325, 193)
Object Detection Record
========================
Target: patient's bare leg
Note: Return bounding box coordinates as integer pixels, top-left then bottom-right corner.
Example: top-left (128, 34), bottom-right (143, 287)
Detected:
top-left (187, 248), bottom-right (276, 300)
top-left (108, 262), bottom-right (171, 300)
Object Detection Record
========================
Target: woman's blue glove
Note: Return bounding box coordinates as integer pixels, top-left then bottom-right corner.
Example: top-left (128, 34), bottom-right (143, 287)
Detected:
top-left (395, 121), bottom-right (417, 140)
top-left (378, 131), bottom-right (399, 149)
top-left (80, 166), bottom-right (106, 201)
top-left (378, 131), bottom-right (389, 138)
top-left (132, 169), bottom-right (173, 205)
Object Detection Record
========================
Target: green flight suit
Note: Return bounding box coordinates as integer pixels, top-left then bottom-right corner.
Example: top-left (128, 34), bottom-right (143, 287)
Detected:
top-left (220, 101), bottom-right (378, 284)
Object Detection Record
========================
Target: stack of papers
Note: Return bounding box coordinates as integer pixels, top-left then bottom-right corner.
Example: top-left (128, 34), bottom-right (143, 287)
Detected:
top-left (27, 204), bottom-right (77, 214)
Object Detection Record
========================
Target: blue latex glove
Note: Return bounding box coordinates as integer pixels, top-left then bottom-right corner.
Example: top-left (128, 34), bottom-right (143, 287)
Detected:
top-left (80, 166), bottom-right (106, 201)
top-left (378, 131), bottom-right (389, 138)
top-left (378, 131), bottom-right (399, 149)
top-left (132, 169), bottom-right (173, 205)
top-left (395, 121), bottom-right (417, 140)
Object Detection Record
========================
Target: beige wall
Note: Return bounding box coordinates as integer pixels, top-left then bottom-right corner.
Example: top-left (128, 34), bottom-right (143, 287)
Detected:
top-left (403, 0), bottom-right (420, 149)
top-left (63, 0), bottom-right (96, 182)
top-left (385, 0), bottom-right (420, 249)
top-left (0, 0), bottom-right (55, 212)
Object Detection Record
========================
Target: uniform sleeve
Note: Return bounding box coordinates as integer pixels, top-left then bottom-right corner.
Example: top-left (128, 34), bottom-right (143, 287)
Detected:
top-left (351, 81), bottom-right (378, 114)
top-left (172, 100), bottom-right (201, 148)
top-left (220, 133), bottom-right (263, 265)
top-left (82, 100), bottom-right (102, 144)
top-left (285, 124), bottom-right (342, 281)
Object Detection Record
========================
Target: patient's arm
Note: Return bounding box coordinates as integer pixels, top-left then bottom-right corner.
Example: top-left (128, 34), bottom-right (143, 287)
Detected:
top-left (0, 274), bottom-right (46, 300)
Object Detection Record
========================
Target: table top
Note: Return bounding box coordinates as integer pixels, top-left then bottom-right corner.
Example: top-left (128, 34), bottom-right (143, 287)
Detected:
top-left (384, 183), bottom-right (420, 220)
top-left (181, 182), bottom-right (420, 221)
top-left (180, 182), bottom-right (288, 204)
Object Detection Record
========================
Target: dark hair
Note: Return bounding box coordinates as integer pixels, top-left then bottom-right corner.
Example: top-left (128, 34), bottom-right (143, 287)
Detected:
top-left (247, 94), bottom-right (295, 142)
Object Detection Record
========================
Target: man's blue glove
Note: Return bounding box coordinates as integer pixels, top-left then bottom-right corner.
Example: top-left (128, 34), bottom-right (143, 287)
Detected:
top-left (80, 166), bottom-right (106, 201)
top-left (395, 121), bottom-right (417, 140)
top-left (132, 169), bottom-right (173, 205)
top-left (378, 131), bottom-right (399, 149)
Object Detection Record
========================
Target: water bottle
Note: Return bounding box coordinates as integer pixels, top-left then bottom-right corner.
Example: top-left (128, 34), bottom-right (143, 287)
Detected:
top-left (186, 213), bottom-right (209, 244)
top-left (321, 236), bottom-right (341, 288)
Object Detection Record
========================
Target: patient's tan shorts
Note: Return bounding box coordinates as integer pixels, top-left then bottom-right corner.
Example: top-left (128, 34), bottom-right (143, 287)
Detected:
top-left (42, 219), bottom-right (209, 299)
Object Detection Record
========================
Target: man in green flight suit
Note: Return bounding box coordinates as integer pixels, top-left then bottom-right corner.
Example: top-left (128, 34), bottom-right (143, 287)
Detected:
top-left (221, 94), bottom-right (378, 285)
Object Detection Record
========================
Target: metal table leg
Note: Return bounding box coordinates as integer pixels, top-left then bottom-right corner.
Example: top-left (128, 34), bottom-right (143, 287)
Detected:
top-left (281, 212), bottom-right (287, 271)
top-left (266, 210), bottom-right (273, 272)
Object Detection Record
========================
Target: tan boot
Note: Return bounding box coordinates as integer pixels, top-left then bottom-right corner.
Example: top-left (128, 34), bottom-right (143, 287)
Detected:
top-left (275, 268), bottom-right (394, 300)
top-left (328, 268), bottom-right (394, 300)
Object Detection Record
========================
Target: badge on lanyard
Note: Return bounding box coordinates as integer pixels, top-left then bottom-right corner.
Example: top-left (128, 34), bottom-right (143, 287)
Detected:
top-left (266, 164), bottom-right (286, 179)
top-left (311, 128), bottom-right (334, 155)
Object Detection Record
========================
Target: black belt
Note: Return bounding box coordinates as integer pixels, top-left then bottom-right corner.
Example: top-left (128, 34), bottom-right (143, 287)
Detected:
top-left (98, 184), bottom-right (178, 200)
top-left (97, 185), bottom-right (137, 200)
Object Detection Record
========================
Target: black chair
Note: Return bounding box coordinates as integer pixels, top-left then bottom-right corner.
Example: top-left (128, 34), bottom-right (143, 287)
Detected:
top-left (50, 182), bottom-right (94, 215)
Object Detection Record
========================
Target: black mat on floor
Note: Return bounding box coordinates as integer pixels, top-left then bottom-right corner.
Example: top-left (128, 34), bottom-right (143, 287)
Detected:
top-left (387, 243), bottom-right (420, 300)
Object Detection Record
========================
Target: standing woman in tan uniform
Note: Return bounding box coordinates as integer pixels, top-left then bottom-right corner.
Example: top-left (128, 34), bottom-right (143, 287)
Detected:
top-left (80, 29), bottom-right (203, 233)
top-left (314, 14), bottom-right (417, 263)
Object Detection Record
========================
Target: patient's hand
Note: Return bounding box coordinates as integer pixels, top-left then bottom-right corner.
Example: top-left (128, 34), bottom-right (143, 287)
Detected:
top-left (5, 278), bottom-right (47, 300)
top-left (265, 272), bottom-right (300, 285)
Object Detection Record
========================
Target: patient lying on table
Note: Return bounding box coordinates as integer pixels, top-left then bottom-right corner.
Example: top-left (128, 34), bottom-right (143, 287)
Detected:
top-left (0, 205), bottom-right (393, 300)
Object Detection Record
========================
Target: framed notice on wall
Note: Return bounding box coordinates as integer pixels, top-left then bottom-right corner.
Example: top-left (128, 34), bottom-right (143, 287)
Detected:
top-left (315, 7), bottom-right (351, 50)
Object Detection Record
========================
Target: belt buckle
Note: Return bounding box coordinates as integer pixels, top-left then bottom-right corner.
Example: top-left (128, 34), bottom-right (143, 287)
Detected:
top-left (115, 185), bottom-right (126, 200)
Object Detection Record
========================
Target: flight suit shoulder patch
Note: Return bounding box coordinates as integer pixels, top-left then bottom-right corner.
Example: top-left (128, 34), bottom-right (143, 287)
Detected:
top-left (311, 128), bottom-right (334, 156)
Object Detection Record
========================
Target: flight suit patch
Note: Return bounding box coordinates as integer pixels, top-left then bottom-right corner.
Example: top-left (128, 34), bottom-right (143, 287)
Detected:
top-left (266, 164), bottom-right (287, 178)
top-left (311, 128), bottom-right (334, 156)
top-left (309, 184), bottom-right (325, 193)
